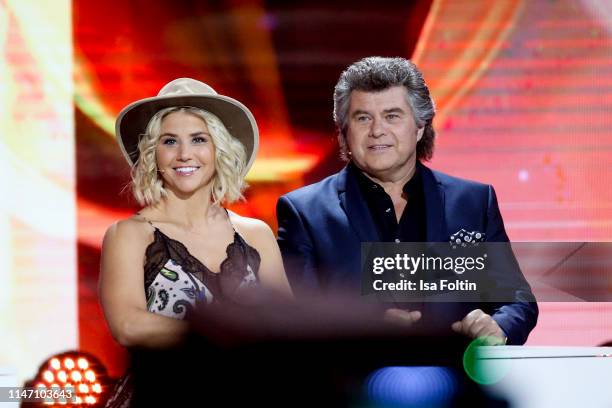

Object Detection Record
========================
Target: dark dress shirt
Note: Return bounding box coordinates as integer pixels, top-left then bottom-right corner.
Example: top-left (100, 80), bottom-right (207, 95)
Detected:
top-left (350, 162), bottom-right (427, 243)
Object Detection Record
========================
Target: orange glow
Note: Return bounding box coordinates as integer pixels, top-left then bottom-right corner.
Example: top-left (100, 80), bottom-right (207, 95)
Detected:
top-left (78, 383), bottom-right (89, 393)
top-left (412, 0), bottom-right (524, 127)
top-left (92, 383), bottom-right (102, 393)
top-left (85, 395), bottom-right (97, 404)
top-left (57, 370), bottom-right (67, 383)
top-left (74, 396), bottom-right (83, 404)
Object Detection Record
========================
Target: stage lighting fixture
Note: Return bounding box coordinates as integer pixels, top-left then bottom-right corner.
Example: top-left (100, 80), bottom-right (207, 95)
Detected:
top-left (63, 358), bottom-right (75, 370)
top-left (24, 350), bottom-right (112, 406)
top-left (56, 370), bottom-right (67, 383)
top-left (50, 359), bottom-right (61, 370)
top-left (70, 371), bottom-right (82, 382)
top-left (77, 358), bottom-right (89, 370)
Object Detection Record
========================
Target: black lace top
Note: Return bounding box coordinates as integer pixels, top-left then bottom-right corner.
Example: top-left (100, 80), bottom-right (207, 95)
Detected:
top-left (143, 226), bottom-right (261, 319)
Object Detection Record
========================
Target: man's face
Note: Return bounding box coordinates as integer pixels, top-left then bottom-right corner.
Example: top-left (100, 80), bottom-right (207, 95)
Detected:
top-left (346, 86), bottom-right (424, 182)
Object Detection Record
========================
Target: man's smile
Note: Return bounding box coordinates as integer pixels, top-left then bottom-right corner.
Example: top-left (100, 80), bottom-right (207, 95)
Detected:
top-left (367, 144), bottom-right (393, 151)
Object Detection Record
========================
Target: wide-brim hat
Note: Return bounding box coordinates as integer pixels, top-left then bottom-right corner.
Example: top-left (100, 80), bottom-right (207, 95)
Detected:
top-left (115, 78), bottom-right (259, 174)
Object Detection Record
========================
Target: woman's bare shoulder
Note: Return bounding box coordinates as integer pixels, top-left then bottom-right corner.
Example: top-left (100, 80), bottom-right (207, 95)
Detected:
top-left (227, 211), bottom-right (274, 241)
top-left (103, 215), bottom-right (154, 249)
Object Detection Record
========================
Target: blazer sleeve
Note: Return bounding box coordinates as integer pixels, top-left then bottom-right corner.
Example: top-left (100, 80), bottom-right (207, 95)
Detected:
top-left (485, 185), bottom-right (539, 345)
top-left (276, 195), bottom-right (320, 294)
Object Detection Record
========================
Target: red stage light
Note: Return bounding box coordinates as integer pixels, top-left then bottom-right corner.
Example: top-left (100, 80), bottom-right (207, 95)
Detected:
top-left (25, 350), bottom-right (112, 407)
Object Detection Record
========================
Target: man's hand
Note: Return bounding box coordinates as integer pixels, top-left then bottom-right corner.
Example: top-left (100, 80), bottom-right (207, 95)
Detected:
top-left (384, 308), bottom-right (422, 327)
top-left (451, 309), bottom-right (506, 345)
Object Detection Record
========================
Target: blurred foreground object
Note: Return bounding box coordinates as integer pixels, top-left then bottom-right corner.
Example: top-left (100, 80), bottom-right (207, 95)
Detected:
top-left (130, 291), bottom-right (505, 407)
top-left (471, 345), bottom-right (612, 408)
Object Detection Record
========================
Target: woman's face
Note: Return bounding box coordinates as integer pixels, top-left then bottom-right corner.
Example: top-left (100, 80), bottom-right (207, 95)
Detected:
top-left (155, 111), bottom-right (216, 198)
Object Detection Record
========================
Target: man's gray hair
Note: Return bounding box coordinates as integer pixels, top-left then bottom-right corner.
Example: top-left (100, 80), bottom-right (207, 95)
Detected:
top-left (333, 56), bottom-right (436, 161)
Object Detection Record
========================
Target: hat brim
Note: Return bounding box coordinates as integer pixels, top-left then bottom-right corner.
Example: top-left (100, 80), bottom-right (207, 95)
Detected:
top-left (115, 94), bottom-right (259, 174)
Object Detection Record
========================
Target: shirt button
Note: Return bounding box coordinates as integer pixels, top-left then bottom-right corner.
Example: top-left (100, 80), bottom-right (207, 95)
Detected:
top-left (385, 208), bottom-right (391, 213)
top-left (395, 238), bottom-right (400, 243)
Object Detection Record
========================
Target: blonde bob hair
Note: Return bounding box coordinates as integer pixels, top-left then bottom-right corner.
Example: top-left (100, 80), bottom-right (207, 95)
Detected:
top-left (131, 106), bottom-right (247, 206)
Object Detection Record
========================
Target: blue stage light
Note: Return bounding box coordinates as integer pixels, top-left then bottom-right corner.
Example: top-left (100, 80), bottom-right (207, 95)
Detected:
top-left (365, 366), bottom-right (459, 407)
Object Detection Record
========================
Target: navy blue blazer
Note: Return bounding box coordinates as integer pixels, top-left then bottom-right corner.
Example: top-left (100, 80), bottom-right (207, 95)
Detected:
top-left (277, 164), bottom-right (538, 345)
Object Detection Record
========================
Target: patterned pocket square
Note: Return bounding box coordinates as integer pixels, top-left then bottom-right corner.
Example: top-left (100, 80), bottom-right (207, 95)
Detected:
top-left (449, 229), bottom-right (485, 248)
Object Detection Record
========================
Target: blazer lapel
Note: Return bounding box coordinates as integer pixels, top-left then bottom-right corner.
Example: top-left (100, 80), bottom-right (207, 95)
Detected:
top-left (336, 166), bottom-right (380, 242)
top-left (335, 164), bottom-right (446, 243)
top-left (421, 164), bottom-right (447, 242)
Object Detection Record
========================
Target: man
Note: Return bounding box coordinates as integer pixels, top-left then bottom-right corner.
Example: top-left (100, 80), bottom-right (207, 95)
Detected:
top-left (276, 57), bottom-right (537, 345)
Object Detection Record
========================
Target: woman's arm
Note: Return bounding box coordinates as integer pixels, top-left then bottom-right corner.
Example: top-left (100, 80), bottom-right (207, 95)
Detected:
top-left (99, 220), bottom-right (189, 348)
top-left (255, 222), bottom-right (294, 298)
top-left (232, 215), bottom-right (293, 298)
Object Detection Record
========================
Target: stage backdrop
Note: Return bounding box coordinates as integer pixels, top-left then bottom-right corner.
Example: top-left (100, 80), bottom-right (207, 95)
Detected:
top-left (1, 0), bottom-right (611, 382)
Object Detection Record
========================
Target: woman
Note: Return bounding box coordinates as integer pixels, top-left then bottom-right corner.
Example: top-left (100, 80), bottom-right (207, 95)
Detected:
top-left (100, 78), bottom-right (292, 405)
